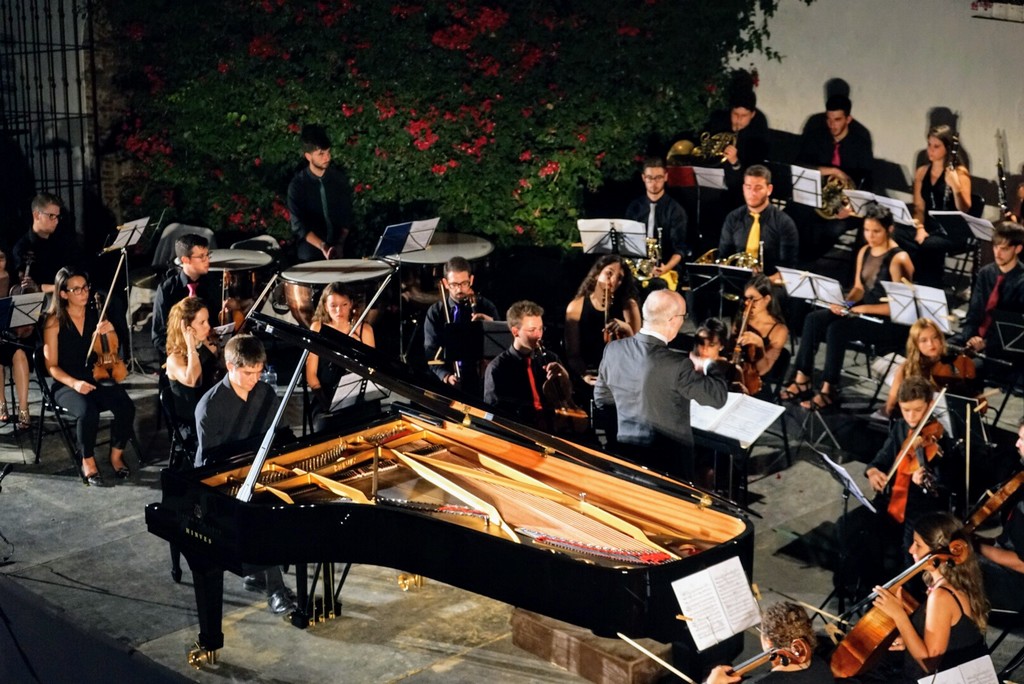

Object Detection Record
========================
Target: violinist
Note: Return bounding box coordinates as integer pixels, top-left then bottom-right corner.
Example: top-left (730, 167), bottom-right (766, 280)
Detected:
top-left (947, 221), bottom-right (1024, 360)
top-left (883, 318), bottom-right (947, 418)
top-left (975, 417), bottom-right (1024, 611)
top-left (732, 274), bottom-right (789, 396)
top-left (151, 234), bottom-right (223, 352)
top-left (864, 377), bottom-right (957, 565)
top-left (853, 512), bottom-right (988, 683)
top-left (781, 201), bottom-right (913, 410)
top-left (422, 256), bottom-right (498, 394)
top-left (42, 268), bottom-right (136, 487)
top-left (563, 255), bottom-right (641, 386)
top-left (693, 317), bottom-right (739, 392)
top-left (305, 282), bottom-right (375, 428)
top-left (707, 601), bottom-right (834, 683)
top-left (482, 301), bottom-right (574, 431)
top-left (0, 247), bottom-right (32, 431)
top-left (165, 297), bottom-right (221, 443)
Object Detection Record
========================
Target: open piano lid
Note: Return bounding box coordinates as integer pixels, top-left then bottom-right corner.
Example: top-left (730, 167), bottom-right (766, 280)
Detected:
top-left (252, 312), bottom-right (742, 513)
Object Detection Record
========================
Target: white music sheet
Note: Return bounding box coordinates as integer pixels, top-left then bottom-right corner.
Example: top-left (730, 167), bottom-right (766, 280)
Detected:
top-left (670, 556), bottom-right (760, 652)
top-left (690, 392), bottom-right (784, 448)
top-left (845, 189), bottom-right (915, 226)
top-left (930, 211), bottom-right (994, 242)
top-left (917, 654), bottom-right (998, 684)
top-left (881, 281), bottom-right (953, 333)
top-left (790, 165), bottom-right (823, 207)
top-left (691, 166), bottom-right (727, 190)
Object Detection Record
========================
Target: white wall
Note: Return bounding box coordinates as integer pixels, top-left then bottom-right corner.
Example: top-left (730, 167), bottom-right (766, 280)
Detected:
top-left (741, 0), bottom-right (1024, 216)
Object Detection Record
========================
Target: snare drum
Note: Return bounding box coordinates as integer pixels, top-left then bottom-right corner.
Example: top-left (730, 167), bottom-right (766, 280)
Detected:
top-left (279, 259), bottom-right (393, 327)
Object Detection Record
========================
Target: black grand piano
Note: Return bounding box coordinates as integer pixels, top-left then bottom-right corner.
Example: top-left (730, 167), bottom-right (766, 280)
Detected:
top-left (146, 313), bottom-right (754, 666)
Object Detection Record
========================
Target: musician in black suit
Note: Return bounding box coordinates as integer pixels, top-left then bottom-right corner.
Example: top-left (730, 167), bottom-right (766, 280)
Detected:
top-left (194, 334), bottom-right (295, 614)
top-left (718, 165), bottom-right (799, 283)
top-left (593, 289), bottom-right (728, 481)
top-left (151, 233), bottom-right (222, 351)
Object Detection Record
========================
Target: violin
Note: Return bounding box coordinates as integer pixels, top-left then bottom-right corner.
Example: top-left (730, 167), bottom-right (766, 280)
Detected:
top-left (219, 271), bottom-right (245, 332)
top-left (601, 282), bottom-right (623, 344)
top-left (962, 470), bottom-right (1024, 536)
top-left (884, 389), bottom-right (946, 522)
top-left (830, 539), bottom-right (970, 678)
top-left (91, 291), bottom-right (128, 384)
top-left (730, 298), bottom-right (763, 396)
top-left (930, 350), bottom-right (978, 395)
top-left (728, 640), bottom-right (810, 677)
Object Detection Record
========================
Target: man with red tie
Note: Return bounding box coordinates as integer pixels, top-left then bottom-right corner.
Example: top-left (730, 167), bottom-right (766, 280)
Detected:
top-left (950, 221), bottom-right (1024, 357)
top-left (483, 300), bottom-right (572, 429)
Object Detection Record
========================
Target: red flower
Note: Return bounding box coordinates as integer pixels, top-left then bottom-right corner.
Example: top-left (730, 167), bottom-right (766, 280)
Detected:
top-left (288, 123), bottom-right (301, 134)
top-left (518, 178), bottom-right (531, 188)
top-left (375, 100), bottom-right (397, 120)
top-left (354, 183), bottom-right (372, 193)
top-left (432, 24), bottom-right (477, 50)
top-left (341, 103), bottom-right (358, 117)
top-left (538, 160), bottom-right (560, 177)
top-left (515, 225), bottom-right (525, 234)
top-left (472, 7), bottom-right (509, 33)
top-left (133, 195), bottom-right (143, 206)
top-left (217, 62), bottom-right (230, 74)
top-left (616, 25), bottom-right (641, 37)
top-left (391, 5), bottom-right (423, 19)
top-left (253, 157), bottom-right (262, 167)
top-left (519, 150), bottom-right (532, 161)
top-left (431, 163), bottom-right (448, 175)
top-left (248, 35), bottom-right (277, 59)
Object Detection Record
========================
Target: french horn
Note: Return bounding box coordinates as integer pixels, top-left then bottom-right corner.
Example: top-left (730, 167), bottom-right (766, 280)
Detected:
top-left (816, 175), bottom-right (854, 219)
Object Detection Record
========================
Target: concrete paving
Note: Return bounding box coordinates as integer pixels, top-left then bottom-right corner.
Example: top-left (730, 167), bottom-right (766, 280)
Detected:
top-left (0, 354), bottom-right (1021, 683)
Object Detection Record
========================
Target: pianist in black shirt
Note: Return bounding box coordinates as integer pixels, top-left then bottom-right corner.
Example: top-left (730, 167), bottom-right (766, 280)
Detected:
top-left (194, 334), bottom-right (295, 613)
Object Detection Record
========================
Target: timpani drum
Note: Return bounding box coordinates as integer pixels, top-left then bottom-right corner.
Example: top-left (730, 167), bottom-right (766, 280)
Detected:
top-left (279, 259), bottom-right (393, 327)
top-left (393, 232), bottom-right (494, 265)
top-left (207, 249), bottom-right (277, 318)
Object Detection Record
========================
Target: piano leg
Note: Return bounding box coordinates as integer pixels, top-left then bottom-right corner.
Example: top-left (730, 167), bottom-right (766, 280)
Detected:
top-left (169, 543), bottom-right (182, 583)
top-left (186, 555), bottom-right (225, 663)
top-left (291, 562), bottom-right (309, 629)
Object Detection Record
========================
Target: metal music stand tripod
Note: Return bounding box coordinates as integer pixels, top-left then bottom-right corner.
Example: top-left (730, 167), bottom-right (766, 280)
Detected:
top-left (98, 213), bottom-right (161, 376)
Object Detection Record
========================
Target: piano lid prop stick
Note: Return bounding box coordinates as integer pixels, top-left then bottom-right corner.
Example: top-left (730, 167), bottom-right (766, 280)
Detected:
top-left (616, 633), bottom-right (697, 684)
top-left (236, 348), bottom-right (309, 503)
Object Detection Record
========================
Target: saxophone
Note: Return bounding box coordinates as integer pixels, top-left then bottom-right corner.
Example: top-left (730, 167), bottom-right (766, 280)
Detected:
top-left (626, 227), bottom-right (678, 291)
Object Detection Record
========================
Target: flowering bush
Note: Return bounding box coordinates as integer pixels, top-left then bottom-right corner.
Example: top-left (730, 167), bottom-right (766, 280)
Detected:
top-left (100, 0), bottom-right (807, 248)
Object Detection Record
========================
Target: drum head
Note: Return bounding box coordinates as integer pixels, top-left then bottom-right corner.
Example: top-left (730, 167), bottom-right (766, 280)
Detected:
top-left (394, 233), bottom-right (493, 265)
top-left (208, 249), bottom-right (274, 271)
top-left (281, 259), bottom-right (393, 285)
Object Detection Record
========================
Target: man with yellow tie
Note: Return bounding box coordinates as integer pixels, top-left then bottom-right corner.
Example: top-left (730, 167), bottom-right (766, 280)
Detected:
top-left (717, 164), bottom-right (799, 285)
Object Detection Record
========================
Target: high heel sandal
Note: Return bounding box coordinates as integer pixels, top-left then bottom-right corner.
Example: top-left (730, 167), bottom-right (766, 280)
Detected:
top-left (801, 388), bottom-right (840, 412)
top-left (0, 402), bottom-right (8, 423)
top-left (16, 408), bottom-right (30, 431)
top-left (778, 380), bottom-right (811, 402)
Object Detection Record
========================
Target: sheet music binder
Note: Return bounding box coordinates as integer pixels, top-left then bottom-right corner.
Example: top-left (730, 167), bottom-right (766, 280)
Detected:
top-left (373, 217), bottom-right (440, 258)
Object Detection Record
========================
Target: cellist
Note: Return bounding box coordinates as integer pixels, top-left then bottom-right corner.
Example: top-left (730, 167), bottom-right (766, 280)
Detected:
top-left (706, 602), bottom-right (834, 683)
top-left (975, 416), bottom-right (1024, 611)
top-left (42, 268), bottom-right (136, 487)
top-left (844, 512), bottom-right (988, 683)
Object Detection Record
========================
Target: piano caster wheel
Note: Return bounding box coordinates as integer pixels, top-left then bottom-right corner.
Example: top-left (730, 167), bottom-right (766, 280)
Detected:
top-left (397, 573), bottom-right (423, 591)
top-left (187, 643), bottom-right (217, 669)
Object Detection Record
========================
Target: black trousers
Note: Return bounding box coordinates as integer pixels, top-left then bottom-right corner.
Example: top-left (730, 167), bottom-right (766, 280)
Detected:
top-left (53, 382), bottom-right (135, 458)
top-left (793, 308), bottom-right (903, 386)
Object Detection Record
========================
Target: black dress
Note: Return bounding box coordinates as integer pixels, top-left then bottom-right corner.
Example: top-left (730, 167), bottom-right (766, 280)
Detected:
top-left (169, 344), bottom-right (220, 434)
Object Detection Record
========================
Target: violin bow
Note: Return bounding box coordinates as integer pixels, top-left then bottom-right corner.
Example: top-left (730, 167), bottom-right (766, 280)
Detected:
top-left (883, 387), bottom-right (947, 488)
top-left (84, 250), bottom-right (127, 365)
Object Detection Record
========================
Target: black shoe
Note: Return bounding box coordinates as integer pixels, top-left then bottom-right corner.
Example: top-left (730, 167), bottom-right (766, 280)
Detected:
top-left (114, 465), bottom-right (131, 480)
top-left (242, 575), bottom-right (266, 593)
top-left (84, 471), bottom-right (107, 487)
top-left (267, 589), bottom-right (296, 615)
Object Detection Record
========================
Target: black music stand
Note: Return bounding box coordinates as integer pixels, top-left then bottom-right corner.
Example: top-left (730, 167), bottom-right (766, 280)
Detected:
top-left (372, 217), bottom-right (439, 361)
top-left (99, 214), bottom-right (160, 375)
top-left (481, 321), bottom-right (513, 358)
top-left (576, 218), bottom-right (646, 257)
top-left (815, 447), bottom-right (876, 615)
top-left (687, 262), bottom-right (751, 319)
top-left (990, 310), bottom-right (1024, 425)
top-left (668, 166), bottom-right (727, 228)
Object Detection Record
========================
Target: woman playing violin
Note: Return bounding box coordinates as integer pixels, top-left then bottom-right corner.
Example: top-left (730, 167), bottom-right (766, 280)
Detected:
top-left (862, 512), bottom-right (988, 683)
top-left (305, 282), bottom-right (375, 427)
top-left (707, 602), bottom-right (834, 683)
top-left (732, 274), bottom-right (789, 394)
top-left (884, 318), bottom-right (946, 418)
top-left (42, 268), bottom-right (136, 486)
top-left (165, 297), bottom-right (221, 442)
top-left (564, 255), bottom-right (642, 386)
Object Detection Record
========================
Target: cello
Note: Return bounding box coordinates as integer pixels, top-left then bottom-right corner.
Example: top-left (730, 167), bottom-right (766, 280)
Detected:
top-left (830, 539), bottom-right (970, 678)
top-left (535, 340), bottom-right (589, 434)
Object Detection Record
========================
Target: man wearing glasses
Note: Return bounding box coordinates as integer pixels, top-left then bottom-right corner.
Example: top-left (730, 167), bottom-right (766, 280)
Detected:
top-left (624, 156), bottom-right (689, 280)
top-left (594, 289), bottom-right (727, 482)
top-left (13, 192), bottom-right (78, 294)
top-left (422, 256), bottom-right (499, 395)
top-left (151, 234), bottom-right (223, 350)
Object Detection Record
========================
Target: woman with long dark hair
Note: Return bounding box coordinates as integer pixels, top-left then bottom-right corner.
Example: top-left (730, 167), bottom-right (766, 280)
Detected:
top-left (42, 267), bottom-right (135, 486)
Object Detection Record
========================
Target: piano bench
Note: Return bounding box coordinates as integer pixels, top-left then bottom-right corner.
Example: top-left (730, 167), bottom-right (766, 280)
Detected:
top-left (510, 608), bottom-right (670, 684)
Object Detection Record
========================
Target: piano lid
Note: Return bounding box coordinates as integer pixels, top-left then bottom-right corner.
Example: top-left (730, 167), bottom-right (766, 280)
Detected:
top-left (251, 312), bottom-right (742, 515)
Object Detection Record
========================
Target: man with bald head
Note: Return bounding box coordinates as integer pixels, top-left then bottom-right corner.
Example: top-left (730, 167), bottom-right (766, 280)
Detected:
top-left (593, 290), bottom-right (728, 481)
